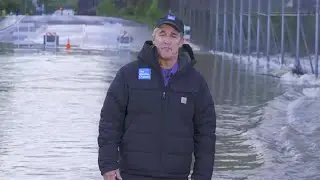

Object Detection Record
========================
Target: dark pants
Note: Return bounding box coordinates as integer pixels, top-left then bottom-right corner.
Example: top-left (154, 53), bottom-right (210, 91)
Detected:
top-left (121, 173), bottom-right (189, 180)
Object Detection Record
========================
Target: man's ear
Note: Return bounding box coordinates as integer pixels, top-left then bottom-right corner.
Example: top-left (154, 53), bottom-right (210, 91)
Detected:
top-left (179, 37), bottom-right (184, 47)
top-left (152, 34), bottom-right (156, 44)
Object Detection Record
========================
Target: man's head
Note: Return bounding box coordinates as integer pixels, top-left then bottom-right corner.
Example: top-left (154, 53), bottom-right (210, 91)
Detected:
top-left (152, 14), bottom-right (185, 61)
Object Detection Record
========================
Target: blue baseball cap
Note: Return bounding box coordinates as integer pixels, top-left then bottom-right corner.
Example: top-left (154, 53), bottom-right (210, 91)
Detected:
top-left (155, 14), bottom-right (184, 35)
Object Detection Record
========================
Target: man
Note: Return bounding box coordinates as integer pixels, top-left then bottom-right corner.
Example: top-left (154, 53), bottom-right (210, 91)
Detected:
top-left (98, 14), bottom-right (216, 180)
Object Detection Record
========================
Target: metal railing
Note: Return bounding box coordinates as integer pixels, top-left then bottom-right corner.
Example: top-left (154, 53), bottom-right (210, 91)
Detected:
top-left (170, 0), bottom-right (320, 77)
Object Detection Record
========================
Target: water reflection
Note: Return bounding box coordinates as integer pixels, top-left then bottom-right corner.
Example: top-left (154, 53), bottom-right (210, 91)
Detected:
top-left (196, 54), bottom-right (282, 106)
top-left (194, 53), bottom-right (285, 178)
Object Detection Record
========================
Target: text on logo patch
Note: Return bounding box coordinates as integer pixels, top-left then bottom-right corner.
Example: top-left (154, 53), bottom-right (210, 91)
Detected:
top-left (138, 68), bottom-right (151, 80)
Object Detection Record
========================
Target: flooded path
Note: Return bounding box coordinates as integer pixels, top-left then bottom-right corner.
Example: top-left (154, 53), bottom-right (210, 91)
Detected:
top-left (0, 52), bottom-right (127, 179)
top-left (0, 50), bottom-right (318, 180)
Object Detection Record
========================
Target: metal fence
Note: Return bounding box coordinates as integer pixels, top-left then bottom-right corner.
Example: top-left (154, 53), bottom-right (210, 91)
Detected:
top-left (169, 0), bottom-right (320, 77)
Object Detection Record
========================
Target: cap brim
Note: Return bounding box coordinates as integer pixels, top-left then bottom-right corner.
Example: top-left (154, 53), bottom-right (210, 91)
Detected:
top-left (156, 21), bottom-right (182, 33)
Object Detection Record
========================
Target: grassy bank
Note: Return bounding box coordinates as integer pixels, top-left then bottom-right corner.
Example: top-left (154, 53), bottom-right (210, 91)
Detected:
top-left (96, 0), bottom-right (166, 28)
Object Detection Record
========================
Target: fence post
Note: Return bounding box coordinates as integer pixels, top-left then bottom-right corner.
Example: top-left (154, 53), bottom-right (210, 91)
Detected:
top-left (239, 0), bottom-right (244, 59)
top-left (247, 0), bottom-right (252, 58)
top-left (223, 0), bottom-right (227, 52)
top-left (280, 0), bottom-right (285, 66)
top-left (266, 0), bottom-right (271, 66)
top-left (295, 0), bottom-right (302, 70)
top-left (214, 0), bottom-right (220, 52)
top-left (316, 0), bottom-right (319, 77)
top-left (232, 0), bottom-right (236, 54)
top-left (188, 3), bottom-right (192, 28)
top-left (256, 0), bottom-right (261, 60)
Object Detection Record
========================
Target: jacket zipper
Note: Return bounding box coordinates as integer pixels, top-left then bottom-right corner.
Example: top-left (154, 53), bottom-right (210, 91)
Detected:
top-left (160, 76), bottom-right (176, 171)
top-left (156, 67), bottom-right (167, 172)
top-left (162, 91), bottom-right (166, 99)
top-left (152, 64), bottom-right (181, 171)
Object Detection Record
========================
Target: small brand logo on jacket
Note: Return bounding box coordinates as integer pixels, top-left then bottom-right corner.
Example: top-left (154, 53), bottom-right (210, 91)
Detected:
top-left (138, 68), bottom-right (151, 80)
top-left (181, 97), bottom-right (187, 104)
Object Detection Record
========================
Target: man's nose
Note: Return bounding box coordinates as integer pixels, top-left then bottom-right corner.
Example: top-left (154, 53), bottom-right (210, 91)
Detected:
top-left (163, 37), bottom-right (171, 44)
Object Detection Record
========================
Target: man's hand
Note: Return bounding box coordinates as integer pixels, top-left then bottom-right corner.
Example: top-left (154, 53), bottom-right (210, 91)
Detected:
top-left (103, 169), bottom-right (122, 180)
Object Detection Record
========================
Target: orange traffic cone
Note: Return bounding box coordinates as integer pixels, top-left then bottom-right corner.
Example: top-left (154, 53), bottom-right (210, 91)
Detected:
top-left (66, 38), bottom-right (71, 50)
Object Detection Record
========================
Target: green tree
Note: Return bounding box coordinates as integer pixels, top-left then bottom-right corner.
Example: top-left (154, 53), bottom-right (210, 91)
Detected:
top-left (0, 0), bottom-right (35, 14)
top-left (95, 0), bottom-right (165, 26)
top-left (134, 0), bottom-right (149, 16)
top-left (96, 0), bottom-right (117, 16)
top-left (147, 0), bottom-right (160, 19)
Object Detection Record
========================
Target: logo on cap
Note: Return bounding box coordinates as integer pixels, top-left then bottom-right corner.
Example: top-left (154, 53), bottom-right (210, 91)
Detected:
top-left (167, 14), bottom-right (176, 20)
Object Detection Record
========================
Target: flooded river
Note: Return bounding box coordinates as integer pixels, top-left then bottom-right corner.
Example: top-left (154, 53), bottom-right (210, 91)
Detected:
top-left (0, 49), bottom-right (319, 180)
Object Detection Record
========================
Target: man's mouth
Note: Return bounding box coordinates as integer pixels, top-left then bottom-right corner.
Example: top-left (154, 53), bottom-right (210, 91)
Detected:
top-left (161, 47), bottom-right (171, 51)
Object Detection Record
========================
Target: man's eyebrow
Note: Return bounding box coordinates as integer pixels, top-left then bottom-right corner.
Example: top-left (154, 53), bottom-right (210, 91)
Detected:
top-left (158, 29), bottom-right (179, 36)
top-left (171, 32), bottom-right (179, 35)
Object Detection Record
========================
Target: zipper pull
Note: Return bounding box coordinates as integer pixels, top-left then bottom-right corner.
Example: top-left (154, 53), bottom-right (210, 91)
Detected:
top-left (162, 92), bottom-right (166, 99)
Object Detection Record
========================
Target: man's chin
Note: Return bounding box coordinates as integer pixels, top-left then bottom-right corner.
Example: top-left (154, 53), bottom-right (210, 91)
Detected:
top-left (160, 57), bottom-right (173, 61)
top-left (159, 53), bottom-right (174, 60)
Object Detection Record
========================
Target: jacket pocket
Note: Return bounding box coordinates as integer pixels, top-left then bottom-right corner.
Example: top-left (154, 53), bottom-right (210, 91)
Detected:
top-left (127, 88), bottom-right (162, 114)
top-left (165, 88), bottom-right (196, 140)
top-left (163, 152), bottom-right (193, 175)
top-left (123, 87), bottom-right (162, 139)
top-left (169, 88), bottom-right (196, 121)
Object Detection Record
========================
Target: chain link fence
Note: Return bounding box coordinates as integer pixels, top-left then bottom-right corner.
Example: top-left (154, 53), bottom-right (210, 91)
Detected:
top-left (165, 0), bottom-right (320, 76)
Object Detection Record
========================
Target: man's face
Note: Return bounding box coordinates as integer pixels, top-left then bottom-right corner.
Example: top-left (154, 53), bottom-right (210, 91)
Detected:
top-left (153, 24), bottom-right (184, 60)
